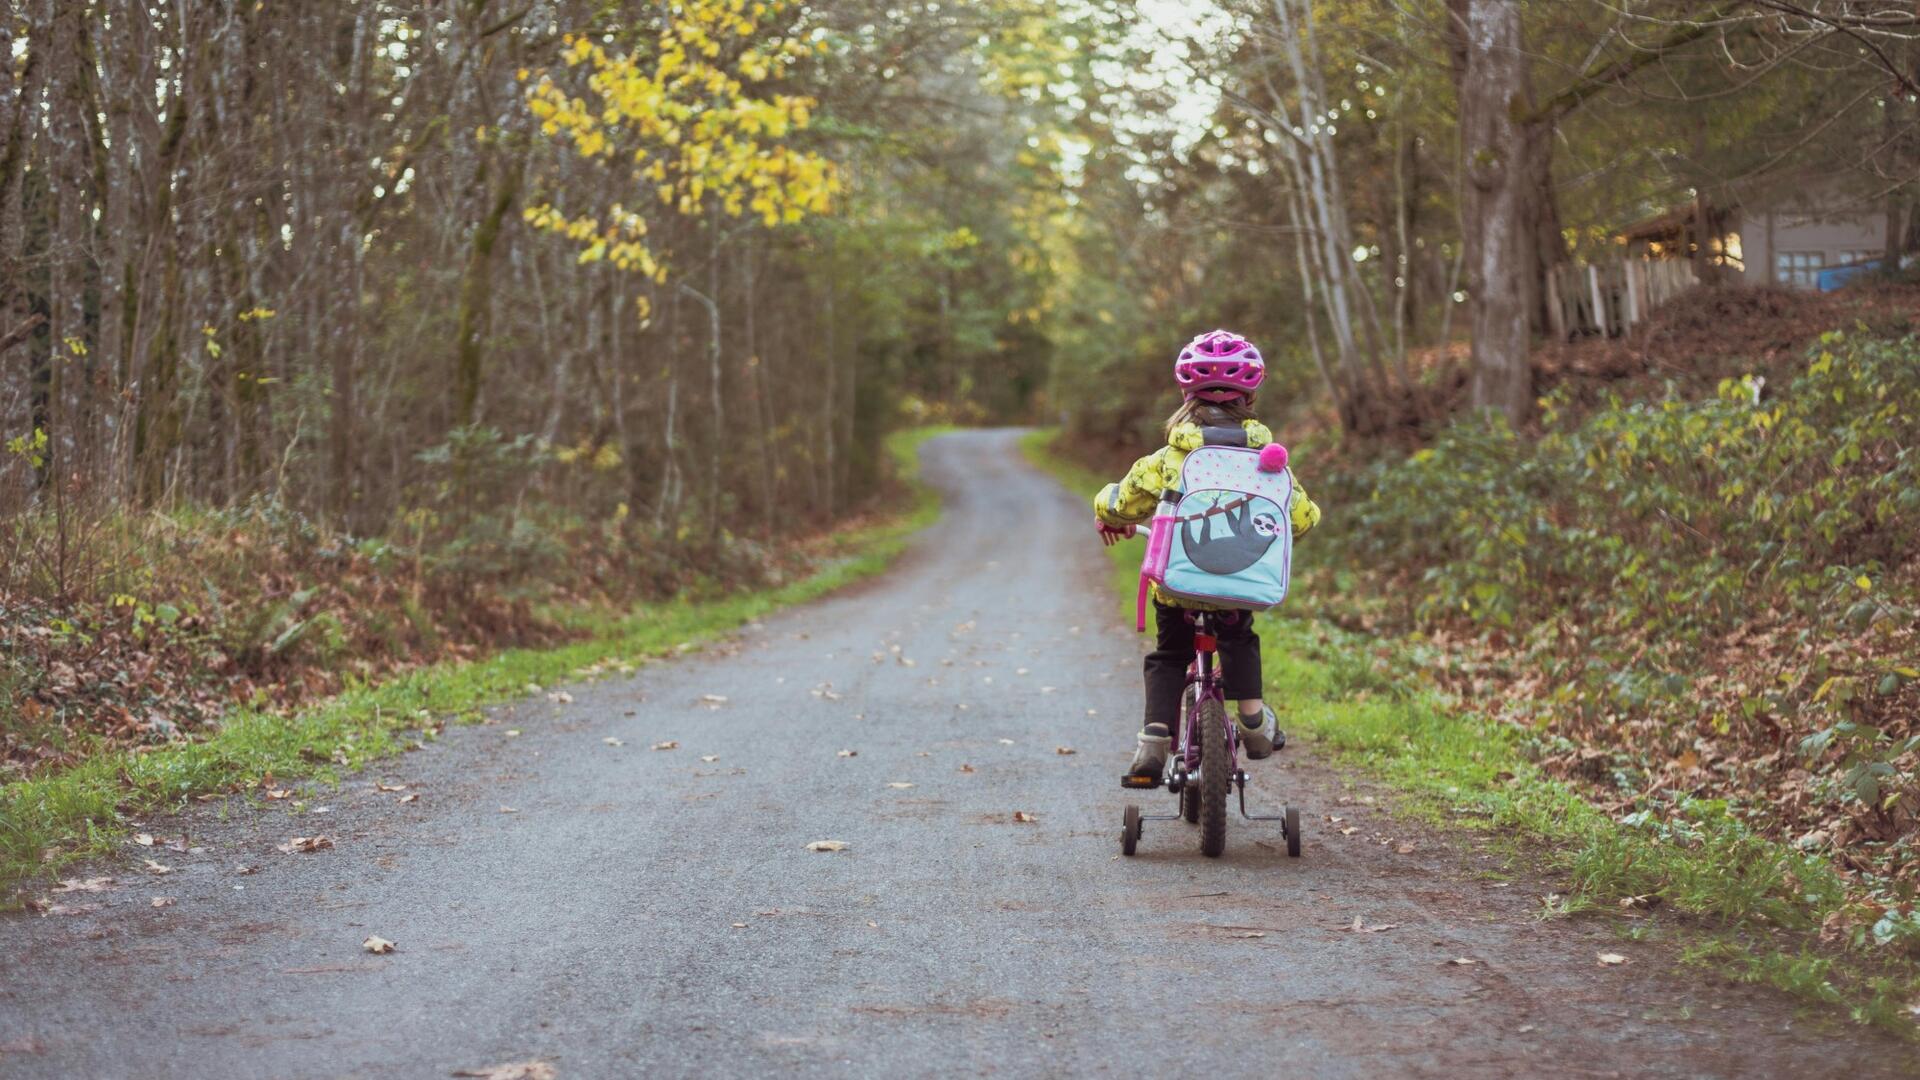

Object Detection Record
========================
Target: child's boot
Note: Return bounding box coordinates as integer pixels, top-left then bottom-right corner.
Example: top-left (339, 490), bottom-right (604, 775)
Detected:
top-left (1128, 723), bottom-right (1171, 777)
top-left (1236, 705), bottom-right (1284, 760)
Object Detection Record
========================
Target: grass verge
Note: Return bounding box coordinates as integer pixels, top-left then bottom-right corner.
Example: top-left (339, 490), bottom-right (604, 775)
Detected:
top-left (0, 427), bottom-right (950, 901)
top-left (1021, 429), bottom-right (1919, 1034)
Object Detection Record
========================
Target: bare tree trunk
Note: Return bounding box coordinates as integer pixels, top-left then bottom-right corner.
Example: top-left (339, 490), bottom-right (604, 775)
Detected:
top-left (1457, 0), bottom-right (1533, 426)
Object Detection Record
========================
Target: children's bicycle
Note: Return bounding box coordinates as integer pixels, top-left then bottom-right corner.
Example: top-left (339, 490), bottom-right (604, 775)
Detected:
top-left (1118, 608), bottom-right (1301, 859)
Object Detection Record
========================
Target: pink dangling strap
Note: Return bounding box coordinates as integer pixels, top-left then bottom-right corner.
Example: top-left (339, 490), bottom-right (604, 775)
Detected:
top-left (1136, 574), bottom-right (1151, 633)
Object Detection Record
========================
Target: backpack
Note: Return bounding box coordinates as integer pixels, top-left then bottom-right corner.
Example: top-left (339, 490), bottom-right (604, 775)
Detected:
top-left (1135, 426), bottom-right (1294, 630)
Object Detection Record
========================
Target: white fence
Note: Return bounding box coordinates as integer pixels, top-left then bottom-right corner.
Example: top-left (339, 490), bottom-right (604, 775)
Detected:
top-left (1548, 257), bottom-right (1698, 339)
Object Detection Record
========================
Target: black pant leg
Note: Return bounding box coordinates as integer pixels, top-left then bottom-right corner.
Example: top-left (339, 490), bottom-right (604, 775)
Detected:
top-left (1215, 611), bottom-right (1264, 703)
top-left (1143, 602), bottom-right (1194, 731)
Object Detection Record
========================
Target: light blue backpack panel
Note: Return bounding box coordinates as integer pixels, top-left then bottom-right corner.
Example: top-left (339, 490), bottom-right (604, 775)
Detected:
top-left (1158, 443), bottom-right (1294, 611)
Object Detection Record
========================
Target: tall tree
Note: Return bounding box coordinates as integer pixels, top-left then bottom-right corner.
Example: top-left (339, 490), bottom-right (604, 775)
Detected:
top-left (1454, 0), bottom-right (1532, 425)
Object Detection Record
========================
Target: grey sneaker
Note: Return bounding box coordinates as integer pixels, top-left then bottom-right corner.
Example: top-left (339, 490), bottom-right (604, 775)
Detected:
top-left (1128, 723), bottom-right (1171, 778)
top-left (1237, 706), bottom-right (1284, 760)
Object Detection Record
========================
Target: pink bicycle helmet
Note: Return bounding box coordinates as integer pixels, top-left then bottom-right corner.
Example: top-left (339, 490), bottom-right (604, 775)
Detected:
top-left (1174, 330), bottom-right (1265, 402)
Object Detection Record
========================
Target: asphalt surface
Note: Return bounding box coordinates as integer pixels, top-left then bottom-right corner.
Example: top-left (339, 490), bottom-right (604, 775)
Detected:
top-left (2, 429), bottom-right (1914, 1079)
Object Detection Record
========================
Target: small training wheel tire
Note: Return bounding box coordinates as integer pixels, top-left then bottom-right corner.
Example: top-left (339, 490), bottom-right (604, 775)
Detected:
top-left (1284, 805), bottom-right (1302, 858)
top-left (1122, 804), bottom-right (1141, 856)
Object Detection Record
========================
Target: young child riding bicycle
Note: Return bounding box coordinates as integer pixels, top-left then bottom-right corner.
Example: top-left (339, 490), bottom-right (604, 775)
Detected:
top-left (1092, 330), bottom-right (1321, 779)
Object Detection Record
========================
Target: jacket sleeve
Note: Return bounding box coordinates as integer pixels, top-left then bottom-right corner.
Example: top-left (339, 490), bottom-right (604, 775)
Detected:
top-left (1092, 449), bottom-right (1170, 527)
top-left (1289, 475), bottom-right (1322, 537)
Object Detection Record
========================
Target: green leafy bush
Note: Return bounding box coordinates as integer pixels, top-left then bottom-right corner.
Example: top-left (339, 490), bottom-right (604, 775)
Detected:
top-left (1327, 331), bottom-right (1920, 841)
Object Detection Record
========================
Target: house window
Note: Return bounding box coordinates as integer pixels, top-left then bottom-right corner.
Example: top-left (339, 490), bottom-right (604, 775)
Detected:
top-left (1775, 251), bottom-right (1825, 288)
top-left (1839, 250), bottom-right (1882, 266)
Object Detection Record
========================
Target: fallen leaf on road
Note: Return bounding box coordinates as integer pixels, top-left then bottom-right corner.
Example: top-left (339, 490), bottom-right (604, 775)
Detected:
top-left (603, 737), bottom-right (625, 747)
top-left (887, 782), bottom-right (914, 789)
top-left (134, 833), bottom-right (155, 847)
top-left (142, 859), bottom-right (173, 875)
top-left (505, 730), bottom-right (521, 738)
top-left (806, 840), bottom-right (849, 853)
top-left (234, 865), bottom-right (259, 875)
top-left (997, 738), bottom-right (1014, 745)
top-left (1016, 668), bottom-right (1030, 675)
top-left (264, 788), bottom-right (292, 800)
top-left (499, 806), bottom-right (518, 814)
top-left (452, 1061), bottom-right (556, 1080)
top-left (46, 902), bottom-right (101, 916)
top-left (1232, 931), bottom-right (1266, 939)
top-left (398, 793), bottom-right (419, 804)
top-left (731, 922), bottom-right (747, 928)
top-left (1055, 746), bottom-right (1076, 755)
top-left (651, 740), bottom-right (679, 751)
top-left (363, 936), bottom-right (397, 954)
top-left (1040, 686), bottom-right (1057, 694)
top-left (1597, 952), bottom-right (1628, 966)
top-left (1340, 827), bottom-right (1358, 836)
top-left (276, 836), bottom-right (333, 854)
top-left (700, 755), bottom-right (719, 763)
top-left (151, 896), bottom-right (176, 908)
top-left (376, 782), bottom-right (407, 792)
top-left (958, 764), bottom-right (976, 773)
top-left (1343, 917), bottom-right (1398, 933)
top-left (1012, 811), bottom-right (1036, 824)
top-left (546, 691), bottom-right (573, 704)
top-left (837, 749), bottom-right (858, 758)
top-left (1447, 957), bottom-right (1479, 966)
top-left (1086, 709), bottom-right (1098, 716)
top-left (1395, 842), bottom-right (1417, 854)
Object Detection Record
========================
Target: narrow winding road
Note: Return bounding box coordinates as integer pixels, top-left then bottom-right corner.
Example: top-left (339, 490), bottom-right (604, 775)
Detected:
top-left (1, 430), bottom-right (1911, 1079)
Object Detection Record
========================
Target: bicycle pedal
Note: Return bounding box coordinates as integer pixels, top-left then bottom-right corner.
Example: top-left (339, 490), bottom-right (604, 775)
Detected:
top-left (1119, 774), bottom-right (1161, 790)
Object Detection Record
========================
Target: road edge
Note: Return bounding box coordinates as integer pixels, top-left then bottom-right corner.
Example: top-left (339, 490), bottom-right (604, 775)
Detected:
top-left (0, 427), bottom-right (954, 903)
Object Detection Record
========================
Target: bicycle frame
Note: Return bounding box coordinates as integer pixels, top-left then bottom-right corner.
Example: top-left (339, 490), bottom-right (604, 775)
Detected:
top-left (1173, 610), bottom-right (1238, 788)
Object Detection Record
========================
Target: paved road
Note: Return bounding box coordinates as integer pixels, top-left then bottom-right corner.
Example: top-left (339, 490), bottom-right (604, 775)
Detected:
top-left (2, 429), bottom-right (1912, 1079)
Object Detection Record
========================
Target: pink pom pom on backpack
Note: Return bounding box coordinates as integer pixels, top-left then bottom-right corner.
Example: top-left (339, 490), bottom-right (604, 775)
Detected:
top-left (1258, 443), bottom-right (1289, 473)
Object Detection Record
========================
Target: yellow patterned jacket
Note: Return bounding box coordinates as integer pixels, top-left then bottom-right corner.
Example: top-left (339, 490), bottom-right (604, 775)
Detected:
top-left (1092, 419), bottom-right (1322, 609)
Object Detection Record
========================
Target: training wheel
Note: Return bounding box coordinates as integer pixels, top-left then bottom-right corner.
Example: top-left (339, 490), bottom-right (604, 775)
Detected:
top-left (1122, 804), bottom-right (1142, 856)
top-left (1284, 805), bottom-right (1301, 858)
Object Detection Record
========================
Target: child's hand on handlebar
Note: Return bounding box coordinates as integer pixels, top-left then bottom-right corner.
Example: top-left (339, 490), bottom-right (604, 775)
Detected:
top-left (1096, 521), bottom-right (1137, 547)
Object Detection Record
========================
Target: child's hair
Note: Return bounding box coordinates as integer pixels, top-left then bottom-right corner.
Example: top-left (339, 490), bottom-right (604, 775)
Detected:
top-left (1164, 395), bottom-right (1254, 441)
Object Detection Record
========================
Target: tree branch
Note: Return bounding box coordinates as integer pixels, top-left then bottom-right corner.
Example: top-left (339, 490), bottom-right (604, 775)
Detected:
top-left (1526, 2), bottom-right (1758, 124)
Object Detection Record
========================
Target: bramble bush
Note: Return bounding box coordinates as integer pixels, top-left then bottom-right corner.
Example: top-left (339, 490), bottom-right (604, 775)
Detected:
top-left (1328, 331), bottom-right (1919, 838)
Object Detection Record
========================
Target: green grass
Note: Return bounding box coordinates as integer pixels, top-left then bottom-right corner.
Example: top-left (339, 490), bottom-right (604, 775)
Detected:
top-left (1021, 429), bottom-right (1919, 1034)
top-left (0, 427), bottom-right (950, 900)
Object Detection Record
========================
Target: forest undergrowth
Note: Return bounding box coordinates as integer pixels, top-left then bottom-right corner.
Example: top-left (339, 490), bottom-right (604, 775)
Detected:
top-left (0, 429), bottom-right (946, 899)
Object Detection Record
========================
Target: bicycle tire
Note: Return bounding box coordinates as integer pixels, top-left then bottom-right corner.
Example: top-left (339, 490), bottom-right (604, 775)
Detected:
top-left (1198, 697), bottom-right (1229, 857)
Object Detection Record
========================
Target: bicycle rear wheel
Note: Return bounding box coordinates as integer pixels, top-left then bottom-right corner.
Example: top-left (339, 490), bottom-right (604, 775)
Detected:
top-left (1197, 697), bottom-right (1229, 857)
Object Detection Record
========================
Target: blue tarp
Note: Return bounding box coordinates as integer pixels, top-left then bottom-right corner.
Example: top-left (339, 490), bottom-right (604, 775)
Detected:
top-left (1816, 258), bottom-right (1887, 292)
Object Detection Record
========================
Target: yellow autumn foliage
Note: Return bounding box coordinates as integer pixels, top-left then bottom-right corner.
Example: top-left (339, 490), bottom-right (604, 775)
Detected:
top-left (521, 0), bottom-right (839, 285)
